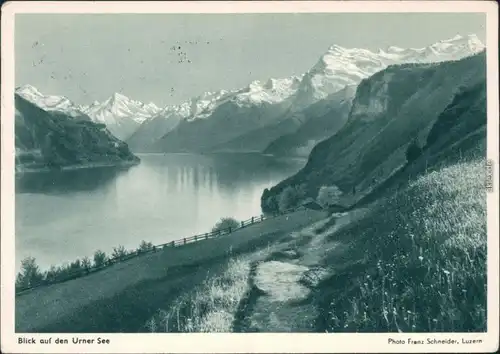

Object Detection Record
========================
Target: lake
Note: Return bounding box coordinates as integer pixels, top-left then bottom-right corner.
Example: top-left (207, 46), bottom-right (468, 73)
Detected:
top-left (15, 153), bottom-right (305, 272)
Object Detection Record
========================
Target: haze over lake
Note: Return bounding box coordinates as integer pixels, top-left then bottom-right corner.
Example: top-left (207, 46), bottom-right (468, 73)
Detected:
top-left (15, 153), bottom-right (305, 271)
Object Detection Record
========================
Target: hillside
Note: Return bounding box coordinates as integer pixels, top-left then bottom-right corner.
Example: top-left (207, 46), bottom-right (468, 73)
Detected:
top-left (130, 77), bottom-right (301, 153)
top-left (263, 85), bottom-right (356, 157)
top-left (261, 52), bottom-right (486, 213)
top-left (151, 100), bottom-right (291, 153)
top-left (16, 86), bottom-right (161, 141)
top-left (126, 110), bottom-right (183, 152)
top-left (15, 94), bottom-right (139, 172)
top-left (210, 114), bottom-right (303, 153)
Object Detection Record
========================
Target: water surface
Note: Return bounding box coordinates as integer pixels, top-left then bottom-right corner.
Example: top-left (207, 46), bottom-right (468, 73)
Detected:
top-left (15, 153), bottom-right (305, 271)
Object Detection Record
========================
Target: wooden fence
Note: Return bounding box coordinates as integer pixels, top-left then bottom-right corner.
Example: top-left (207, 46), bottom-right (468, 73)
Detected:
top-left (15, 207), bottom-right (305, 295)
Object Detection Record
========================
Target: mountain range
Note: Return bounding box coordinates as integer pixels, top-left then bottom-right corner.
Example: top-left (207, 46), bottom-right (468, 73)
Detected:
top-left (14, 93), bottom-right (139, 173)
top-left (261, 51), bottom-right (486, 213)
top-left (15, 85), bottom-right (162, 141)
top-left (15, 34), bottom-right (485, 173)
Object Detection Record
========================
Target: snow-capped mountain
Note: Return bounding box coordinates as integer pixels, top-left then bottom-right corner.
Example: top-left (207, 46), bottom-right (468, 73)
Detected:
top-left (78, 92), bottom-right (161, 140)
top-left (262, 51), bottom-right (486, 213)
top-left (167, 76), bottom-right (302, 122)
top-left (233, 76), bottom-right (302, 106)
top-left (292, 34), bottom-right (485, 109)
top-left (17, 34), bottom-right (485, 152)
top-left (15, 85), bottom-right (162, 140)
top-left (79, 93), bottom-right (160, 125)
top-left (14, 92), bottom-right (139, 172)
top-left (126, 76), bottom-right (302, 151)
top-left (15, 85), bottom-right (87, 119)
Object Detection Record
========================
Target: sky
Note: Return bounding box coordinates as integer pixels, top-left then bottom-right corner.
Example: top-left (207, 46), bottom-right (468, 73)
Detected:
top-left (15, 13), bottom-right (486, 107)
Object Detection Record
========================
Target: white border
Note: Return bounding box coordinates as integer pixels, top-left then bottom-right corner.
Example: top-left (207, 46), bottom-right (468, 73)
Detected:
top-left (1, 2), bottom-right (499, 353)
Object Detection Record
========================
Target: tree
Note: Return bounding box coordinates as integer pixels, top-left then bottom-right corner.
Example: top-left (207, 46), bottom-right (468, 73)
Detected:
top-left (212, 217), bottom-right (240, 233)
top-left (317, 185), bottom-right (344, 207)
top-left (93, 250), bottom-right (107, 267)
top-left (261, 188), bottom-right (279, 214)
top-left (44, 265), bottom-right (60, 283)
top-left (406, 139), bottom-right (423, 163)
top-left (138, 240), bottom-right (154, 252)
top-left (16, 257), bottom-right (44, 289)
top-left (81, 256), bottom-right (92, 270)
top-left (278, 185), bottom-right (307, 212)
top-left (112, 245), bottom-right (128, 260)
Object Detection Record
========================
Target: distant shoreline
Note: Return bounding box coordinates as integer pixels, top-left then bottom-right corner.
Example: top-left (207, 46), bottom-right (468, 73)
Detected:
top-left (15, 159), bottom-right (140, 175)
top-left (133, 151), bottom-right (308, 161)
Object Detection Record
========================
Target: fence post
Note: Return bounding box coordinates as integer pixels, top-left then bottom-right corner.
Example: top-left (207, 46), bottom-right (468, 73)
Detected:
top-left (228, 227), bottom-right (232, 234)
top-left (251, 216), bottom-right (254, 224)
top-left (241, 221), bottom-right (244, 228)
top-left (205, 233), bottom-right (209, 240)
top-left (261, 215), bottom-right (264, 222)
top-left (195, 235), bottom-right (198, 242)
top-left (184, 238), bottom-right (187, 245)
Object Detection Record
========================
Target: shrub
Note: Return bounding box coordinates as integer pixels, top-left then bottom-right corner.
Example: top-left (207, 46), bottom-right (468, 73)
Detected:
top-left (16, 257), bottom-right (44, 289)
top-left (44, 265), bottom-right (60, 283)
top-left (212, 217), bottom-right (240, 233)
top-left (261, 188), bottom-right (279, 214)
top-left (69, 259), bottom-right (82, 271)
top-left (81, 256), bottom-right (92, 270)
top-left (317, 185), bottom-right (343, 207)
top-left (138, 240), bottom-right (154, 252)
top-left (93, 250), bottom-right (107, 267)
top-left (278, 184), bottom-right (307, 212)
top-left (112, 245), bottom-right (128, 260)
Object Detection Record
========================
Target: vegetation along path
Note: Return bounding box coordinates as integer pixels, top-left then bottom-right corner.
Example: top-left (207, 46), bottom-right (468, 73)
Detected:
top-left (15, 209), bottom-right (326, 333)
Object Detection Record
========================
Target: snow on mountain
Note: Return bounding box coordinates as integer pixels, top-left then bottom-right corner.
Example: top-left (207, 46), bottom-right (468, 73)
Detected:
top-left (15, 85), bottom-right (85, 118)
top-left (292, 34), bottom-right (485, 109)
top-left (79, 92), bottom-right (161, 126)
top-left (150, 76), bottom-right (302, 124)
top-left (127, 77), bottom-right (302, 151)
top-left (15, 86), bottom-right (162, 140)
top-left (234, 76), bottom-right (302, 106)
top-left (76, 92), bottom-right (162, 140)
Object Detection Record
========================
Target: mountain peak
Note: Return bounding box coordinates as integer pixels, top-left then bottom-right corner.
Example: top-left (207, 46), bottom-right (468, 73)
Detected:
top-left (447, 34), bottom-right (464, 41)
top-left (111, 92), bottom-right (130, 102)
top-left (327, 44), bottom-right (346, 52)
top-left (292, 34), bottom-right (486, 110)
top-left (16, 84), bottom-right (44, 97)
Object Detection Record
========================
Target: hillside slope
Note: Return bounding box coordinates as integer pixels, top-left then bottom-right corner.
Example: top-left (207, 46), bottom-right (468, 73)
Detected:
top-left (126, 111), bottom-right (183, 152)
top-left (152, 100), bottom-right (291, 153)
top-left (15, 94), bottom-right (139, 172)
top-left (261, 52), bottom-right (486, 213)
top-left (263, 85), bottom-right (356, 157)
top-left (127, 77), bottom-right (301, 152)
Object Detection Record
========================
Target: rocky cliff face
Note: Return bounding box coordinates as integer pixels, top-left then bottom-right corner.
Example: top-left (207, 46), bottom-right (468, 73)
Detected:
top-left (261, 52), bottom-right (486, 213)
top-left (15, 94), bottom-right (139, 172)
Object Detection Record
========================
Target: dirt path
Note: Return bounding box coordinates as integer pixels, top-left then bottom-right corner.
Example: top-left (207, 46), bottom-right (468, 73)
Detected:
top-left (230, 211), bottom-right (368, 332)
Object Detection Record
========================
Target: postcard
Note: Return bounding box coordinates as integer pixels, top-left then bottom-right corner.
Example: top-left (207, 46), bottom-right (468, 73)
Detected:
top-left (1, 1), bottom-right (498, 353)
